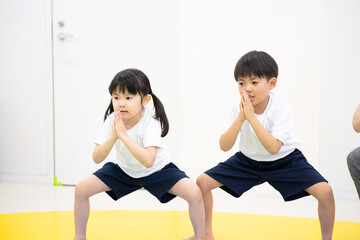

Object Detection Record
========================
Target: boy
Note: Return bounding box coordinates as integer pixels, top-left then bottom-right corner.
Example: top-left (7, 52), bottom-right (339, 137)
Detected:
top-left (196, 51), bottom-right (335, 240)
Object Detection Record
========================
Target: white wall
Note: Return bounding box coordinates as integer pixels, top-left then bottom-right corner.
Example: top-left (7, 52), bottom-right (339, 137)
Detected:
top-left (0, 0), bottom-right (359, 199)
top-left (320, 0), bottom-right (360, 198)
top-left (0, 0), bottom-right (53, 183)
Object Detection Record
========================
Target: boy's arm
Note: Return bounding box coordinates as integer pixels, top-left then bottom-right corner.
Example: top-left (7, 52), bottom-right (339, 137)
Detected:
top-left (219, 117), bottom-right (244, 151)
top-left (220, 99), bottom-right (246, 152)
top-left (353, 104), bottom-right (360, 133)
top-left (242, 92), bottom-right (282, 155)
top-left (247, 116), bottom-right (283, 155)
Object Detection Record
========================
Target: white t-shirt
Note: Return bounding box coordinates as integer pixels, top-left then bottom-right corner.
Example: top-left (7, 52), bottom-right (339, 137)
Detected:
top-left (222, 91), bottom-right (301, 161)
top-left (95, 107), bottom-right (170, 178)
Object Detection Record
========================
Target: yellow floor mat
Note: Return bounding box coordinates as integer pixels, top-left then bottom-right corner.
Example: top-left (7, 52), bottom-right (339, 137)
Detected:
top-left (0, 210), bottom-right (359, 240)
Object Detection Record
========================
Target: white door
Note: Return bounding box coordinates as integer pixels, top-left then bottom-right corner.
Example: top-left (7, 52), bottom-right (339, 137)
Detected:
top-left (52, 0), bottom-right (181, 185)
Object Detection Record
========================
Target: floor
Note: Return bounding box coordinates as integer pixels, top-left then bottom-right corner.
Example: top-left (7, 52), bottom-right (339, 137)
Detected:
top-left (0, 182), bottom-right (359, 239)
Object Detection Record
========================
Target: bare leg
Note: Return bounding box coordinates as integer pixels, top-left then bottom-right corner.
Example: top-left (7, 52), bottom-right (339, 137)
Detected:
top-left (305, 182), bottom-right (335, 240)
top-left (73, 174), bottom-right (111, 240)
top-left (168, 178), bottom-right (205, 240)
top-left (196, 174), bottom-right (223, 240)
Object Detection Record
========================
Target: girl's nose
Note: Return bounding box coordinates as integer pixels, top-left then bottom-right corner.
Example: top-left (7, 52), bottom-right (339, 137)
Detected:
top-left (119, 100), bottom-right (125, 107)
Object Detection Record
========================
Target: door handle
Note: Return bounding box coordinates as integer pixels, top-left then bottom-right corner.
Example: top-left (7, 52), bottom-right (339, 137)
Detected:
top-left (57, 32), bottom-right (74, 40)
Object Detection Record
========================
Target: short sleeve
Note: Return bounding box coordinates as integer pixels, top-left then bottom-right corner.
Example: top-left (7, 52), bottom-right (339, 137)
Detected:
top-left (95, 113), bottom-right (113, 145)
top-left (142, 117), bottom-right (162, 148)
top-left (270, 103), bottom-right (293, 144)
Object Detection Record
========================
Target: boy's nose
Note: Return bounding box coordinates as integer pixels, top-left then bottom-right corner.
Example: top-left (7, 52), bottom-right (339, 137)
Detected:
top-left (245, 85), bottom-right (252, 91)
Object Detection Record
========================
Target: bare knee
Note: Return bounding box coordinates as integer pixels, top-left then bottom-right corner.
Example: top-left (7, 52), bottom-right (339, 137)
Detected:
top-left (315, 183), bottom-right (334, 204)
top-left (75, 180), bottom-right (91, 199)
top-left (188, 185), bottom-right (203, 205)
top-left (196, 174), bottom-right (208, 191)
top-left (196, 173), bottom-right (221, 194)
top-left (323, 184), bottom-right (334, 203)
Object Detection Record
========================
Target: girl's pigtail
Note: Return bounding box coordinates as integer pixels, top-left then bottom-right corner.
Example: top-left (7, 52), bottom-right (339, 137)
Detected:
top-left (103, 99), bottom-right (114, 121)
top-left (151, 93), bottom-right (169, 137)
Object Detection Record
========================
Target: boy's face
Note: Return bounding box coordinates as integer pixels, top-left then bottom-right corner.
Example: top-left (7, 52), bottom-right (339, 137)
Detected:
top-left (237, 75), bottom-right (277, 114)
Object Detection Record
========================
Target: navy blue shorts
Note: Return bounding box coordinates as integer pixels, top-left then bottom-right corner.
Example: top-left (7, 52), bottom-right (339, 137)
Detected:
top-left (93, 162), bottom-right (188, 203)
top-left (205, 149), bottom-right (327, 201)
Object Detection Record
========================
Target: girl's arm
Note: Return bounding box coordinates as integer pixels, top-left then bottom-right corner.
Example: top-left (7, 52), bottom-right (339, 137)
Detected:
top-left (114, 111), bottom-right (157, 168)
top-left (119, 135), bottom-right (157, 168)
top-left (242, 92), bottom-right (282, 155)
top-left (353, 104), bottom-right (360, 133)
top-left (92, 136), bottom-right (117, 164)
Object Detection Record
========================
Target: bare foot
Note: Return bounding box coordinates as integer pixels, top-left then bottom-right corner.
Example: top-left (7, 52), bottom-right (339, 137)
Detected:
top-left (183, 236), bottom-right (212, 240)
top-left (204, 234), bottom-right (215, 240)
top-left (182, 236), bottom-right (196, 240)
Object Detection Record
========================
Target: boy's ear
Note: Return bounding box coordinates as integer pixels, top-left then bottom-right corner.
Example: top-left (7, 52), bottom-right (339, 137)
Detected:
top-left (269, 77), bottom-right (277, 90)
top-left (142, 94), bottom-right (152, 106)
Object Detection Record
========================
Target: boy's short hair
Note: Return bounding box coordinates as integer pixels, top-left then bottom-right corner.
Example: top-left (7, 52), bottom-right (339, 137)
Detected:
top-left (234, 50), bottom-right (278, 81)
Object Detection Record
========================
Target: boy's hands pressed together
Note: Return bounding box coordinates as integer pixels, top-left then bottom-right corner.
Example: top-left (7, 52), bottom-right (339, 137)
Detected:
top-left (241, 91), bottom-right (256, 122)
top-left (238, 95), bottom-right (246, 123)
top-left (240, 91), bottom-right (282, 155)
top-left (220, 93), bottom-right (249, 152)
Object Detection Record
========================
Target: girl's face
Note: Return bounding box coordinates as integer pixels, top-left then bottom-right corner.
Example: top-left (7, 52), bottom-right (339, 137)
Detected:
top-left (237, 75), bottom-right (277, 114)
top-left (111, 87), bottom-right (150, 125)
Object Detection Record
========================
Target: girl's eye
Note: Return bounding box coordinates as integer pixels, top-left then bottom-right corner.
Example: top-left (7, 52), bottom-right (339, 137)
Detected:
top-left (126, 97), bottom-right (132, 100)
top-left (113, 97), bottom-right (119, 100)
top-left (253, 82), bottom-right (258, 85)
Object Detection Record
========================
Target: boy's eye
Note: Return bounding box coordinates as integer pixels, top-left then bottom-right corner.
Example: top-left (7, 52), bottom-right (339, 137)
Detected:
top-left (238, 82), bottom-right (244, 86)
top-left (252, 81), bottom-right (258, 85)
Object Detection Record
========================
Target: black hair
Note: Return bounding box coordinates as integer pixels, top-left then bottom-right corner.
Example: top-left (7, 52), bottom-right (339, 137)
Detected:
top-left (104, 68), bottom-right (169, 137)
top-left (234, 50), bottom-right (278, 81)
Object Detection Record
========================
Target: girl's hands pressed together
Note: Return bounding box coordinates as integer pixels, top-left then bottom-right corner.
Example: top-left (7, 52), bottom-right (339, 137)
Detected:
top-left (113, 111), bottom-right (128, 140)
top-left (93, 111), bottom-right (126, 164)
top-left (112, 110), bottom-right (157, 168)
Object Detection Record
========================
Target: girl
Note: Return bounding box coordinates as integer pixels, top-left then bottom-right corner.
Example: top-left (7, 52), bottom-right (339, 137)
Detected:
top-left (73, 69), bottom-right (205, 240)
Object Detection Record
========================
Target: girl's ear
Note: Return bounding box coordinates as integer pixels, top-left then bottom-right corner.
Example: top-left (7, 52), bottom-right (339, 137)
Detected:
top-left (142, 94), bottom-right (152, 106)
top-left (269, 77), bottom-right (277, 90)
